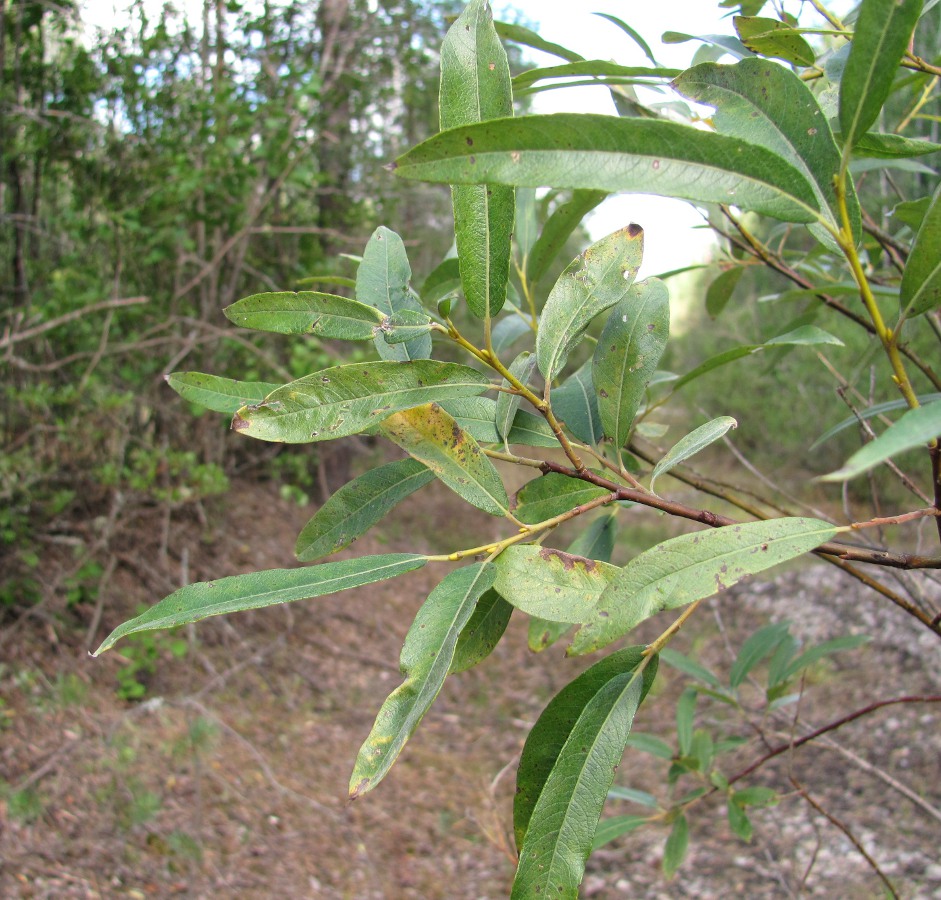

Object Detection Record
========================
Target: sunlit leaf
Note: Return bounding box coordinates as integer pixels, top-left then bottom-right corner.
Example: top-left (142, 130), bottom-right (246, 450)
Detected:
top-left (569, 518), bottom-right (837, 655)
top-left (513, 473), bottom-right (611, 524)
top-left (820, 400), bottom-right (941, 481)
top-left (494, 544), bottom-right (617, 624)
top-left (223, 291), bottom-right (383, 339)
top-left (380, 308), bottom-right (434, 344)
top-left (450, 588), bottom-right (513, 673)
top-left (537, 226), bottom-right (644, 382)
top-left (230, 361), bottom-right (490, 444)
top-left (839, 0), bottom-right (923, 152)
top-left (349, 562), bottom-right (495, 798)
top-left (593, 278), bottom-right (670, 448)
top-left (356, 226), bottom-right (431, 361)
top-left (733, 16), bottom-right (815, 66)
top-left (166, 373), bottom-right (281, 414)
top-left (441, 0), bottom-right (514, 317)
top-left (650, 416), bottom-right (737, 493)
top-left (381, 403), bottom-right (509, 516)
top-left (295, 459), bottom-right (435, 562)
top-left (94, 554), bottom-right (427, 655)
top-left (512, 647), bottom-right (658, 898)
top-left (493, 20), bottom-right (584, 63)
top-left (901, 181), bottom-right (941, 317)
top-left (662, 31), bottom-right (753, 59)
top-left (393, 114), bottom-right (822, 224)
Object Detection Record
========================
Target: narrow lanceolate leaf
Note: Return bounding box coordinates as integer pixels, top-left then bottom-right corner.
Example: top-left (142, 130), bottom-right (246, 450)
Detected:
top-left (450, 588), bottom-right (513, 673)
top-left (593, 278), bottom-right (670, 448)
top-left (674, 59), bottom-right (857, 244)
top-left (506, 409), bottom-right (561, 448)
top-left (513, 473), bottom-right (610, 524)
top-left (511, 648), bottom-right (658, 898)
top-left (821, 401), bottom-right (941, 481)
top-left (231, 361), bottom-right (490, 444)
top-left (496, 351), bottom-right (536, 442)
top-left (494, 545), bottom-right (617, 624)
top-left (356, 226), bottom-right (431, 360)
top-left (900, 181), bottom-right (941, 317)
top-left (526, 190), bottom-right (608, 286)
top-left (166, 372), bottom-right (281, 414)
top-left (569, 518), bottom-right (837, 655)
top-left (295, 459), bottom-right (435, 562)
top-left (537, 226), bottom-right (644, 382)
top-left (380, 308), bottom-right (434, 344)
top-left (440, 0), bottom-right (514, 318)
top-left (733, 16), bottom-right (815, 66)
top-left (380, 403), bottom-right (509, 516)
top-left (513, 61), bottom-right (679, 91)
top-left (493, 20), bottom-right (584, 63)
top-left (839, 0), bottom-right (923, 153)
top-left (650, 417), bottom-right (738, 494)
top-left (841, 132), bottom-right (941, 159)
top-left (552, 361), bottom-right (603, 445)
top-left (223, 291), bottom-right (384, 339)
top-left (393, 114), bottom-right (822, 224)
top-left (705, 265), bottom-right (744, 318)
top-left (93, 554), bottom-right (427, 655)
top-left (349, 562), bottom-right (495, 798)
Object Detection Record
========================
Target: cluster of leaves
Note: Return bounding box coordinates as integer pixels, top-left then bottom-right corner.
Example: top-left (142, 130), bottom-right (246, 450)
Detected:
top-left (94, 0), bottom-right (941, 895)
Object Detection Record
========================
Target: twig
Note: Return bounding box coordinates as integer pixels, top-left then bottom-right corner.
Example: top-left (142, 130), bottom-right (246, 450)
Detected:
top-left (0, 296), bottom-right (148, 350)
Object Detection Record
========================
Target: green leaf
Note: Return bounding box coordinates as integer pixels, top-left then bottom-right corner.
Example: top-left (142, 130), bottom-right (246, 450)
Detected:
top-left (782, 633), bottom-right (870, 681)
top-left (839, 0), bottom-right (923, 152)
top-left (625, 732), bottom-right (674, 759)
top-left (496, 351), bottom-right (536, 442)
top-left (527, 190), bottom-right (608, 287)
top-left (420, 257), bottom-right (462, 306)
top-left (733, 786), bottom-right (779, 807)
top-left (821, 400), bottom-right (941, 481)
top-left (650, 417), bottom-right (738, 494)
top-left (512, 648), bottom-right (657, 897)
top-left (593, 278), bottom-right (670, 448)
top-left (231, 361), bottom-right (491, 444)
top-left (662, 814), bottom-right (689, 878)
top-left (662, 31), bottom-right (753, 58)
top-left (527, 618), bottom-right (572, 653)
top-left (394, 114), bottom-right (823, 225)
top-left (356, 227), bottom-right (431, 360)
top-left (513, 473), bottom-right (610, 524)
top-left (494, 545), bottom-right (617, 624)
top-left (380, 403), bottom-right (508, 516)
top-left (294, 274), bottom-right (358, 290)
top-left (727, 800), bottom-right (753, 842)
top-left (493, 20), bottom-right (584, 63)
top-left (674, 59), bottom-right (856, 245)
top-left (513, 61), bottom-right (679, 91)
top-left (733, 16), bottom-right (815, 66)
top-left (223, 291), bottom-right (384, 339)
top-left (901, 181), bottom-right (941, 317)
top-left (812, 396), bottom-right (941, 450)
top-left (380, 309), bottom-right (434, 344)
top-left (569, 518), bottom-right (837, 655)
top-left (594, 12), bottom-right (659, 66)
top-left (450, 588), bottom-right (513, 673)
top-left (537, 226), bottom-right (644, 382)
top-left (842, 132), bottom-right (941, 159)
top-left (891, 197), bottom-right (931, 230)
top-left (607, 786), bottom-right (659, 808)
top-left (506, 409), bottom-right (562, 448)
top-left (705, 266), bottom-right (744, 318)
top-left (349, 562), bottom-right (495, 798)
top-left (729, 622), bottom-right (790, 688)
top-left (491, 314), bottom-right (532, 352)
top-left (659, 648), bottom-right (721, 688)
top-left (551, 361), bottom-right (603, 445)
top-left (94, 554), bottom-right (427, 655)
top-left (440, 396), bottom-right (501, 443)
top-left (676, 687), bottom-right (697, 756)
top-left (166, 373), bottom-right (281, 414)
top-left (441, 0), bottom-right (514, 318)
top-left (295, 459), bottom-right (435, 562)
top-left (591, 815), bottom-right (649, 850)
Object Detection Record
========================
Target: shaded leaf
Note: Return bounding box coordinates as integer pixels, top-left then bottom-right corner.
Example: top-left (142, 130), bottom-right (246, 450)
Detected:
top-left (662, 815), bottom-right (689, 878)
top-left (350, 563), bottom-right (495, 798)
top-left (552, 361), bottom-right (603, 444)
top-left (356, 226), bottom-right (431, 360)
top-left (607, 786), bottom-right (659, 808)
top-left (734, 786), bottom-right (779, 807)
top-left (441, 0), bottom-right (514, 317)
top-left (450, 588), bottom-right (513, 673)
top-left (728, 800), bottom-right (753, 842)
top-left (537, 226), bottom-right (645, 381)
top-left (659, 648), bottom-right (721, 688)
top-left (782, 634), bottom-right (870, 681)
top-left (705, 266), bottom-right (744, 318)
top-left (393, 114), bottom-right (822, 224)
top-left (514, 61), bottom-right (679, 91)
top-left (295, 459), bottom-right (435, 562)
top-left (512, 648), bottom-right (657, 897)
top-left (839, 0), bottom-right (923, 152)
top-left (231, 361), bottom-right (490, 444)
top-left (843, 132), bottom-right (941, 159)
top-left (594, 12), bottom-right (659, 65)
top-left (380, 309), bottom-right (434, 344)
top-left (223, 291), bottom-right (383, 339)
top-left (592, 815), bottom-right (649, 850)
top-left (166, 373), bottom-right (281, 414)
top-left (662, 31), bottom-right (754, 58)
top-left (493, 19), bottom-right (584, 63)
top-left (381, 403), bottom-right (508, 516)
top-left (494, 545), bottom-right (617, 624)
top-left (593, 278), bottom-right (670, 448)
top-left (626, 732), bottom-right (674, 759)
top-left (729, 622), bottom-right (790, 688)
top-left (676, 687), bottom-right (697, 756)
top-left (901, 181), bottom-right (941, 317)
top-left (496, 351), bottom-right (536, 442)
top-left (94, 555), bottom-right (427, 655)
top-left (513, 473), bottom-right (610, 524)
top-left (891, 197), bottom-right (931, 230)
top-left (527, 190), bottom-right (608, 287)
top-left (506, 409), bottom-right (562, 448)
top-left (420, 257), bottom-right (462, 306)
top-left (821, 400), bottom-right (941, 481)
top-left (569, 518), bottom-right (837, 655)
top-left (733, 16), bottom-right (815, 66)
top-left (650, 417), bottom-right (738, 494)
top-left (491, 314), bottom-right (532, 352)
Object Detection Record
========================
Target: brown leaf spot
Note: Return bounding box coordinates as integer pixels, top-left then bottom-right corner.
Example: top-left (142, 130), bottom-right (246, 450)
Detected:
top-left (628, 223), bottom-right (643, 237)
top-left (539, 547), bottom-right (597, 572)
top-left (231, 413), bottom-right (250, 432)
